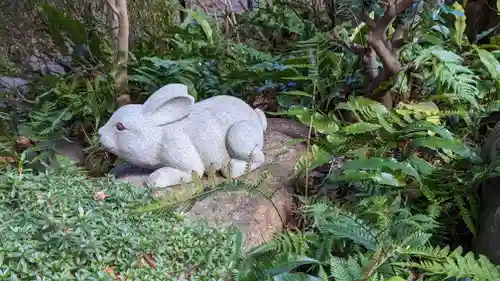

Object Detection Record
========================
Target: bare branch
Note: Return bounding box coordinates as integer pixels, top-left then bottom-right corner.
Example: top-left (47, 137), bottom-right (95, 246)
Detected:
top-left (332, 30), bottom-right (367, 56)
top-left (396, 0), bottom-right (415, 14)
top-left (360, 13), bottom-right (377, 30)
top-left (371, 5), bottom-right (396, 39)
top-left (391, 24), bottom-right (405, 44)
top-left (372, 0), bottom-right (414, 39)
top-left (356, 0), bottom-right (414, 109)
top-left (367, 70), bottom-right (389, 94)
top-left (364, 47), bottom-right (379, 79)
top-left (382, 35), bottom-right (391, 49)
top-left (106, 0), bottom-right (120, 17)
top-left (368, 36), bottom-right (401, 75)
top-left (387, 24), bottom-right (405, 50)
top-left (391, 38), bottom-right (405, 49)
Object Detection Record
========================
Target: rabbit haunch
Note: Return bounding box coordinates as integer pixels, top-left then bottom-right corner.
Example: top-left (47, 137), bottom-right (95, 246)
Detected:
top-left (98, 83), bottom-right (267, 188)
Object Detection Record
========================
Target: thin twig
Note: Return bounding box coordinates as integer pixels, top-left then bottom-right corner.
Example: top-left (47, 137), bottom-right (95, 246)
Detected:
top-left (106, 0), bottom-right (120, 17)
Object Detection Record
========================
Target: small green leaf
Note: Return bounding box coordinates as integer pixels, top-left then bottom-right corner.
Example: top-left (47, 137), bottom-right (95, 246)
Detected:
top-left (343, 157), bottom-right (421, 184)
top-left (430, 49), bottom-right (463, 63)
top-left (339, 170), bottom-right (405, 187)
top-left (343, 123), bottom-right (382, 135)
top-left (384, 277), bottom-right (407, 281)
top-left (294, 145), bottom-right (332, 176)
top-left (452, 2), bottom-right (467, 47)
top-left (401, 121), bottom-right (454, 140)
top-left (411, 136), bottom-right (479, 161)
top-left (475, 47), bottom-right (500, 81)
top-left (231, 230), bottom-right (245, 261)
top-left (373, 172), bottom-right (405, 187)
top-left (422, 33), bottom-right (444, 44)
top-left (311, 113), bottom-right (339, 134)
top-left (278, 90), bottom-right (313, 97)
top-left (326, 133), bottom-right (349, 146)
top-left (287, 106), bottom-right (314, 126)
top-left (431, 24), bottom-right (450, 37)
top-left (407, 155), bottom-right (435, 176)
top-left (186, 10), bottom-right (213, 44)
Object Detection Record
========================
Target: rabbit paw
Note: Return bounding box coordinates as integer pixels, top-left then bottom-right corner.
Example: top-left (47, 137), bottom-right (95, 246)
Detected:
top-left (221, 159), bottom-right (264, 179)
top-left (146, 167), bottom-right (193, 188)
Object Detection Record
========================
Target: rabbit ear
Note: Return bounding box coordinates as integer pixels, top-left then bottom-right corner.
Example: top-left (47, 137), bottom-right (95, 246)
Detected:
top-left (142, 83), bottom-right (194, 125)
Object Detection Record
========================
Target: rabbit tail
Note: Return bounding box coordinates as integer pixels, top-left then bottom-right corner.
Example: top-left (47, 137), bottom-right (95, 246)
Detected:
top-left (254, 108), bottom-right (267, 131)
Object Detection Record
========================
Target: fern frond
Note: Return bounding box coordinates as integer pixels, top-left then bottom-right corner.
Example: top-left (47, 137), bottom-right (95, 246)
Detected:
top-left (454, 195), bottom-right (477, 237)
top-left (398, 245), bottom-right (455, 259)
top-left (257, 231), bottom-right (313, 257)
top-left (304, 204), bottom-right (380, 251)
top-left (408, 251), bottom-right (500, 280)
top-left (231, 43), bottom-right (277, 63)
top-left (434, 63), bottom-right (479, 107)
top-left (330, 255), bottom-right (356, 281)
top-left (396, 245), bottom-right (500, 280)
top-left (413, 46), bottom-right (480, 107)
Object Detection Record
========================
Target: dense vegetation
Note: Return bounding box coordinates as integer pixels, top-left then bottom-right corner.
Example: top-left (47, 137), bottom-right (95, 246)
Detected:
top-left (0, 157), bottom-right (235, 280)
top-left (1, 0), bottom-right (500, 280)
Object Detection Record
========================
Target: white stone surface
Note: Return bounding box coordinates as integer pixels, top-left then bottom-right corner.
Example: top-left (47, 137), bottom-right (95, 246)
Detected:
top-left (98, 83), bottom-right (267, 188)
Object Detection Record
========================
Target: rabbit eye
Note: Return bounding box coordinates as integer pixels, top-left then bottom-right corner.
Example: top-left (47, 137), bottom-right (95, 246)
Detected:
top-left (116, 122), bottom-right (126, 131)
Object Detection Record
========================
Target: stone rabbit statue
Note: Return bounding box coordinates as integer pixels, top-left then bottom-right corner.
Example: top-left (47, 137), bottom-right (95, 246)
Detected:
top-left (98, 83), bottom-right (267, 188)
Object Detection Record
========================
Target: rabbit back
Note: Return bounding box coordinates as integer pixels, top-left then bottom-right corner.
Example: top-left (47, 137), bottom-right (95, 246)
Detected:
top-left (179, 95), bottom-right (265, 170)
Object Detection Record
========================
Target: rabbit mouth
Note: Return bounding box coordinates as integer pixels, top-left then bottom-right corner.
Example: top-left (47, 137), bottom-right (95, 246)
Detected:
top-left (99, 137), bottom-right (117, 154)
top-left (102, 144), bottom-right (116, 154)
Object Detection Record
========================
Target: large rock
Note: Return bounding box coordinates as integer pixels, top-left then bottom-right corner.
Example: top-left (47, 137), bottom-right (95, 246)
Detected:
top-left (0, 76), bottom-right (29, 109)
top-left (25, 54), bottom-right (66, 76)
top-left (0, 76), bottom-right (28, 93)
top-left (189, 0), bottom-right (262, 14)
top-left (111, 118), bottom-right (309, 249)
top-left (475, 121), bottom-right (500, 264)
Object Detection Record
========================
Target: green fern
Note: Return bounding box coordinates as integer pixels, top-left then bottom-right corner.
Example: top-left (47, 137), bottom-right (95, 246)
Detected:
top-left (413, 46), bottom-right (480, 107)
top-left (400, 246), bottom-right (500, 281)
top-left (454, 195), bottom-right (477, 237)
top-left (231, 43), bottom-right (277, 64)
top-left (329, 254), bottom-right (366, 281)
top-left (24, 101), bottom-right (73, 139)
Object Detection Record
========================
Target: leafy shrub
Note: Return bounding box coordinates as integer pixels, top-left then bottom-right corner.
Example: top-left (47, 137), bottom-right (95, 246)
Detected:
top-left (3, 0), bottom-right (500, 280)
top-left (0, 157), bottom-right (235, 280)
top-left (233, 196), bottom-right (500, 280)
top-left (217, 1), bottom-right (500, 280)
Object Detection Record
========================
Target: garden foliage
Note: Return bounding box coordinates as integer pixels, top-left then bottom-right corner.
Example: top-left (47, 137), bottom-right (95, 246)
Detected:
top-left (0, 157), bottom-right (235, 280)
top-left (1, 0), bottom-right (500, 280)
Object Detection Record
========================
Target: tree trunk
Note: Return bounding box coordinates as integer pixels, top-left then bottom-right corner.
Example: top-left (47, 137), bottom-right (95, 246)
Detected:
top-left (105, 0), bottom-right (129, 94)
top-left (106, 0), bottom-right (119, 41)
top-left (115, 0), bottom-right (129, 93)
top-left (465, 0), bottom-right (500, 43)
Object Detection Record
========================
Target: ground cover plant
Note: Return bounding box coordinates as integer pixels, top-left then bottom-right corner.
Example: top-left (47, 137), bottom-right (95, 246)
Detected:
top-left (0, 157), bottom-right (236, 280)
top-left (1, 0), bottom-right (500, 280)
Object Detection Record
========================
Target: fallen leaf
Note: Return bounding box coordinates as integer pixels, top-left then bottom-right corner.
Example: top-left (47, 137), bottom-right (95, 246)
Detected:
top-left (103, 267), bottom-right (131, 281)
top-left (116, 94), bottom-right (131, 107)
top-left (143, 253), bottom-right (157, 268)
top-left (15, 136), bottom-right (34, 150)
top-left (93, 191), bottom-right (110, 201)
top-left (0, 156), bottom-right (16, 163)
